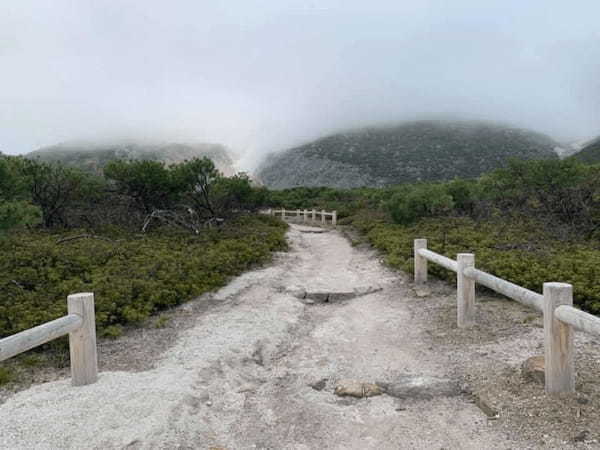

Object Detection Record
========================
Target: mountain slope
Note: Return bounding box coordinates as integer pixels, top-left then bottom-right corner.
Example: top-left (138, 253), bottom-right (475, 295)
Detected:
top-left (258, 120), bottom-right (559, 189)
top-left (571, 137), bottom-right (600, 164)
top-left (26, 141), bottom-right (237, 176)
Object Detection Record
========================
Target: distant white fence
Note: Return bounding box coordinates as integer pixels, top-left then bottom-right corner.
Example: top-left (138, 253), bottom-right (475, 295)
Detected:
top-left (0, 293), bottom-right (98, 386)
top-left (267, 208), bottom-right (337, 227)
top-left (414, 238), bottom-right (600, 395)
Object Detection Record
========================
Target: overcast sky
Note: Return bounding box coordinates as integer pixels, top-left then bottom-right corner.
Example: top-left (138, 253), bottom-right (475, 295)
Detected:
top-left (1, 1), bottom-right (600, 169)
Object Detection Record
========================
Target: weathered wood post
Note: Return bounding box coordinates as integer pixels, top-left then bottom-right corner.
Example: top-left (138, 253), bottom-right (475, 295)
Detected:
top-left (303, 209), bottom-right (308, 223)
top-left (296, 209), bottom-right (300, 218)
top-left (457, 253), bottom-right (475, 328)
top-left (312, 209), bottom-right (316, 223)
top-left (67, 293), bottom-right (98, 386)
top-left (332, 211), bottom-right (337, 227)
top-left (543, 283), bottom-right (574, 394)
top-left (414, 239), bottom-right (427, 284)
top-left (267, 208), bottom-right (272, 216)
top-left (321, 210), bottom-right (326, 225)
top-left (281, 208), bottom-right (285, 219)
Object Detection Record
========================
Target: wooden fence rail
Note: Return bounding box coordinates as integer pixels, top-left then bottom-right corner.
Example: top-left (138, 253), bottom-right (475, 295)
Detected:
top-left (0, 292), bottom-right (98, 386)
top-left (267, 208), bottom-right (337, 227)
top-left (414, 238), bottom-right (600, 395)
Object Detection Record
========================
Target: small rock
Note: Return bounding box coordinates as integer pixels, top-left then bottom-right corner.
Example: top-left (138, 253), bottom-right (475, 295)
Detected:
top-left (206, 401), bottom-right (213, 407)
top-left (414, 288), bottom-right (431, 298)
top-left (577, 397), bottom-right (590, 405)
top-left (378, 376), bottom-right (459, 400)
top-left (395, 406), bottom-right (407, 412)
top-left (309, 379), bottom-right (327, 391)
top-left (574, 430), bottom-right (589, 442)
top-left (474, 393), bottom-right (499, 419)
top-left (363, 383), bottom-right (383, 397)
top-left (334, 379), bottom-right (383, 398)
top-left (522, 356), bottom-right (545, 385)
top-left (334, 379), bottom-right (364, 398)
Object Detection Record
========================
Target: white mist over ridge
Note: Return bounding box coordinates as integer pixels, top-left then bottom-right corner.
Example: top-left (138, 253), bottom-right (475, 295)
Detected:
top-left (2, 1), bottom-right (600, 170)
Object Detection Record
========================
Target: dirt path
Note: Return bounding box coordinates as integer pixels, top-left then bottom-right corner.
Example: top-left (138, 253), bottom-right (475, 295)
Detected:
top-left (1, 224), bottom-right (599, 449)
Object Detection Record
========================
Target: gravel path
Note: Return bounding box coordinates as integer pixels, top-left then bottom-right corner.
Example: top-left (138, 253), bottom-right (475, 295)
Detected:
top-left (1, 224), bottom-right (599, 449)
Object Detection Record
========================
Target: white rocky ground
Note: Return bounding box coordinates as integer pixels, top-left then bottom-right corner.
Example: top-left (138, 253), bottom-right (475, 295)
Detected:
top-left (1, 224), bottom-right (599, 449)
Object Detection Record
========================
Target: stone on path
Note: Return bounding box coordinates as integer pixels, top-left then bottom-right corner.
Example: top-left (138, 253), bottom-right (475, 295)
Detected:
top-left (474, 392), bottom-right (499, 419)
top-left (414, 287), bottom-right (432, 298)
top-left (334, 379), bottom-right (383, 398)
top-left (522, 355), bottom-right (545, 385)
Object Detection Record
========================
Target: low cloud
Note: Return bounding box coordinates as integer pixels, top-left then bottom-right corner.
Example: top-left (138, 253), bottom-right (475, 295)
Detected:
top-left (1, 1), bottom-right (599, 170)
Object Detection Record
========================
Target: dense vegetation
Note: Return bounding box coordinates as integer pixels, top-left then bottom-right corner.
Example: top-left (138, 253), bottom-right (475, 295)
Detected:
top-left (0, 153), bottom-right (279, 346)
top-left (0, 215), bottom-right (286, 339)
top-left (3, 143), bottom-right (600, 385)
top-left (572, 136), bottom-right (600, 164)
top-left (258, 120), bottom-right (559, 189)
top-left (27, 141), bottom-right (237, 177)
top-left (267, 158), bottom-right (600, 315)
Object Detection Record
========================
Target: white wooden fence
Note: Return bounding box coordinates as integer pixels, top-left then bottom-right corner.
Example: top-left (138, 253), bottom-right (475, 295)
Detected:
top-left (414, 238), bottom-right (600, 395)
top-left (268, 208), bottom-right (337, 227)
top-left (0, 292), bottom-right (98, 386)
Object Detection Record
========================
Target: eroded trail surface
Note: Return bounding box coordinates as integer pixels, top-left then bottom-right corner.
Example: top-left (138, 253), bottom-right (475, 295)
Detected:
top-left (0, 225), bottom-right (584, 449)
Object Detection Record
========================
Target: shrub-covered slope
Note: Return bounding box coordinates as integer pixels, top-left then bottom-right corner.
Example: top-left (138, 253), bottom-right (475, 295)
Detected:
top-left (572, 137), bottom-right (600, 164)
top-left (258, 120), bottom-right (559, 189)
top-left (27, 141), bottom-right (237, 176)
top-left (0, 215), bottom-right (286, 340)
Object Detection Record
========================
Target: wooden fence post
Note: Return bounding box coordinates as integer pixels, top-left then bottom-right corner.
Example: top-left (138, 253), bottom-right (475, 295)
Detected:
top-left (303, 209), bottom-right (308, 223)
top-left (312, 209), bottom-right (316, 223)
top-left (543, 283), bottom-right (574, 394)
top-left (332, 211), bottom-right (337, 227)
top-left (296, 209), bottom-right (300, 218)
top-left (457, 253), bottom-right (475, 328)
top-left (414, 239), bottom-right (427, 284)
top-left (321, 210), bottom-right (326, 225)
top-left (67, 293), bottom-right (98, 386)
top-left (281, 208), bottom-right (285, 219)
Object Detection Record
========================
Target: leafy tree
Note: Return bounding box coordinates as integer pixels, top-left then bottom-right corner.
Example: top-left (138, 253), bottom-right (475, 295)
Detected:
top-left (0, 156), bottom-right (41, 232)
top-left (17, 159), bottom-right (87, 228)
top-left (104, 160), bottom-right (178, 214)
top-left (171, 157), bottom-right (220, 217)
top-left (211, 173), bottom-right (265, 215)
top-left (387, 184), bottom-right (454, 225)
top-left (445, 178), bottom-right (478, 216)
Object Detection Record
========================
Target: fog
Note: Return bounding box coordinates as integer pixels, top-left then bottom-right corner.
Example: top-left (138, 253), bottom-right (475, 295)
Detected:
top-left (1, 1), bottom-right (599, 170)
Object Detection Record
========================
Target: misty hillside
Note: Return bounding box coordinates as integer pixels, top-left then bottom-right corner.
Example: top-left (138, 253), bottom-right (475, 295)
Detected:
top-left (26, 141), bottom-right (237, 176)
top-left (571, 137), bottom-right (600, 164)
top-left (257, 120), bottom-right (559, 189)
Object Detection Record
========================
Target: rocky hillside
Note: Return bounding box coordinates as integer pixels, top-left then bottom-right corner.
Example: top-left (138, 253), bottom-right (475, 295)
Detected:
top-left (257, 120), bottom-right (559, 189)
top-left (26, 141), bottom-right (237, 176)
top-left (571, 137), bottom-right (600, 164)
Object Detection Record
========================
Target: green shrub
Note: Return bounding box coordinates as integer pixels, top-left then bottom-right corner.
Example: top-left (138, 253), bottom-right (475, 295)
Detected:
top-left (0, 366), bottom-right (14, 385)
top-left (0, 214), bottom-right (287, 339)
top-left (346, 214), bottom-right (600, 316)
top-left (387, 184), bottom-right (454, 225)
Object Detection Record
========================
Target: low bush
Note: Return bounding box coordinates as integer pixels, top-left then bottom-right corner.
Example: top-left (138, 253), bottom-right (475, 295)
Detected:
top-left (0, 214), bottom-right (287, 339)
top-left (387, 184), bottom-right (454, 225)
top-left (347, 214), bottom-right (600, 315)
